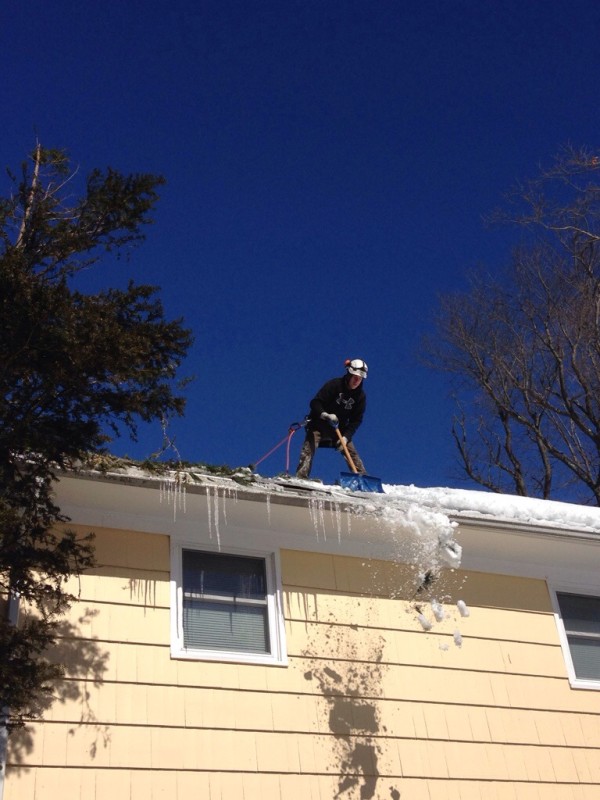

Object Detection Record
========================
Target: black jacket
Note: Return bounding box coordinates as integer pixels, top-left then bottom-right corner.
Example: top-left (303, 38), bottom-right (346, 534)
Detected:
top-left (306, 375), bottom-right (366, 442)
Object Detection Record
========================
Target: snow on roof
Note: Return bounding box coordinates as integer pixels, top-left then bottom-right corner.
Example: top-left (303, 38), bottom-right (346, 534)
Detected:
top-left (383, 483), bottom-right (600, 535)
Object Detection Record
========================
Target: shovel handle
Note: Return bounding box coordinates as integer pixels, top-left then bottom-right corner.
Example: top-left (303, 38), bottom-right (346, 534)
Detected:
top-left (335, 427), bottom-right (358, 473)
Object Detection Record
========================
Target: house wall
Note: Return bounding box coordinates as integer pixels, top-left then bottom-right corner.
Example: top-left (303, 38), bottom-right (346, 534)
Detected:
top-left (5, 524), bottom-right (600, 800)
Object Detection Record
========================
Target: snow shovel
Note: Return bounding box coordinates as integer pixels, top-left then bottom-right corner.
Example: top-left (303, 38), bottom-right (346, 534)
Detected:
top-left (335, 428), bottom-right (384, 493)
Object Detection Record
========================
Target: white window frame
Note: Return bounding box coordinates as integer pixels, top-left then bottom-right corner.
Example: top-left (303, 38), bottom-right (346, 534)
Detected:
top-left (170, 540), bottom-right (287, 666)
top-left (550, 581), bottom-right (600, 690)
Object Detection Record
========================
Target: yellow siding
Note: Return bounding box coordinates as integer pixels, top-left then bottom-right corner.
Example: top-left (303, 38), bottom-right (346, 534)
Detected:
top-left (5, 532), bottom-right (600, 800)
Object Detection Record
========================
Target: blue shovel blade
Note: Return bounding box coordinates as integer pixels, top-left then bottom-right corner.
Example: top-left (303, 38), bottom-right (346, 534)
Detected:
top-left (339, 472), bottom-right (385, 493)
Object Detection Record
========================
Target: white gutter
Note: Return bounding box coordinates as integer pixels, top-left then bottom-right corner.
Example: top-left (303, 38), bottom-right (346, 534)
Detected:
top-left (452, 513), bottom-right (600, 583)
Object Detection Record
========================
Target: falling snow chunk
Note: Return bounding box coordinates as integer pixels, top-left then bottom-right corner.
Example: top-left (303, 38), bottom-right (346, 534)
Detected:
top-left (431, 600), bottom-right (445, 622)
top-left (437, 534), bottom-right (462, 569)
top-left (457, 600), bottom-right (470, 617)
top-left (417, 613), bottom-right (433, 631)
top-left (454, 630), bottom-right (463, 647)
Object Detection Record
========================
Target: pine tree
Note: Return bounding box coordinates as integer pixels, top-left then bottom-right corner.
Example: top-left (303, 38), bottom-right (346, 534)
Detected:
top-left (0, 144), bottom-right (192, 727)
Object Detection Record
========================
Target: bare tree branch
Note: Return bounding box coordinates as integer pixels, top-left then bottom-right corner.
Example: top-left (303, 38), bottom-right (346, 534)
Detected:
top-left (428, 146), bottom-right (600, 504)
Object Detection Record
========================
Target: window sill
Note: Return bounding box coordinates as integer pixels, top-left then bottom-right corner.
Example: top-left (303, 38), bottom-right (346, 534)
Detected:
top-left (170, 645), bottom-right (288, 667)
top-left (567, 677), bottom-right (600, 691)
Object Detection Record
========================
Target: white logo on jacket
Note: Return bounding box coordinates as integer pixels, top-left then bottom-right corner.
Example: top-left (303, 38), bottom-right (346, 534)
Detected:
top-left (336, 394), bottom-right (355, 410)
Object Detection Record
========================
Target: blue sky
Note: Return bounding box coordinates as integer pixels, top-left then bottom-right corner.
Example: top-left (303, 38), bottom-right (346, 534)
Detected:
top-left (3, 1), bottom-right (600, 486)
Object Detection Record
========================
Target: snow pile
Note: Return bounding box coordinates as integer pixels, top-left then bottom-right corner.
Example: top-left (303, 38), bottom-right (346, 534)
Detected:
top-left (383, 483), bottom-right (600, 534)
top-left (372, 498), bottom-right (462, 570)
top-left (364, 499), bottom-right (468, 643)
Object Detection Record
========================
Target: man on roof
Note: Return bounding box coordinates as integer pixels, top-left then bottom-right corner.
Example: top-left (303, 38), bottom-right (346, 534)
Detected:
top-left (295, 358), bottom-right (368, 480)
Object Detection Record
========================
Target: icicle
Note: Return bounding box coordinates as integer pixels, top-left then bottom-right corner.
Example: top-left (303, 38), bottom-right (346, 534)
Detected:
top-left (265, 492), bottom-right (271, 526)
top-left (159, 473), bottom-right (186, 522)
top-left (307, 497), bottom-right (322, 540)
top-left (333, 499), bottom-right (343, 542)
top-left (221, 488), bottom-right (227, 526)
top-left (307, 496), bottom-right (327, 541)
top-left (227, 486), bottom-right (239, 503)
top-left (212, 487), bottom-right (221, 549)
top-left (317, 497), bottom-right (327, 541)
top-left (206, 485), bottom-right (213, 536)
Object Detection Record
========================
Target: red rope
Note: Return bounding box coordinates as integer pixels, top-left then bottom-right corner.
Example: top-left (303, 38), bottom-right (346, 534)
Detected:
top-left (285, 426), bottom-right (298, 473)
top-left (252, 422), bottom-right (305, 473)
top-left (252, 434), bottom-right (291, 470)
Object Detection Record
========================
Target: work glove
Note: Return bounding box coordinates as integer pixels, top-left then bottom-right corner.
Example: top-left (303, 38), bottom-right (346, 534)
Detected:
top-left (335, 435), bottom-right (348, 451)
top-left (320, 412), bottom-right (339, 427)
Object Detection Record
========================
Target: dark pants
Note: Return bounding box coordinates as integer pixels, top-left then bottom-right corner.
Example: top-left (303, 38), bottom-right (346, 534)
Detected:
top-left (296, 429), bottom-right (366, 479)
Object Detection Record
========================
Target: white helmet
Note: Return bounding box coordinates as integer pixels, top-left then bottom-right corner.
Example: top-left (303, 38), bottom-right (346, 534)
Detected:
top-left (345, 358), bottom-right (368, 379)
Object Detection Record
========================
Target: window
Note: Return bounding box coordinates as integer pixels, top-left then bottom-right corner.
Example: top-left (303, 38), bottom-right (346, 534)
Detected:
top-left (171, 544), bottom-right (287, 666)
top-left (553, 589), bottom-right (600, 688)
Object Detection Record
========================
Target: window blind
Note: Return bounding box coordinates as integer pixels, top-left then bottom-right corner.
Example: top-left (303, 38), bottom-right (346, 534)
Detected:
top-left (182, 549), bottom-right (270, 654)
